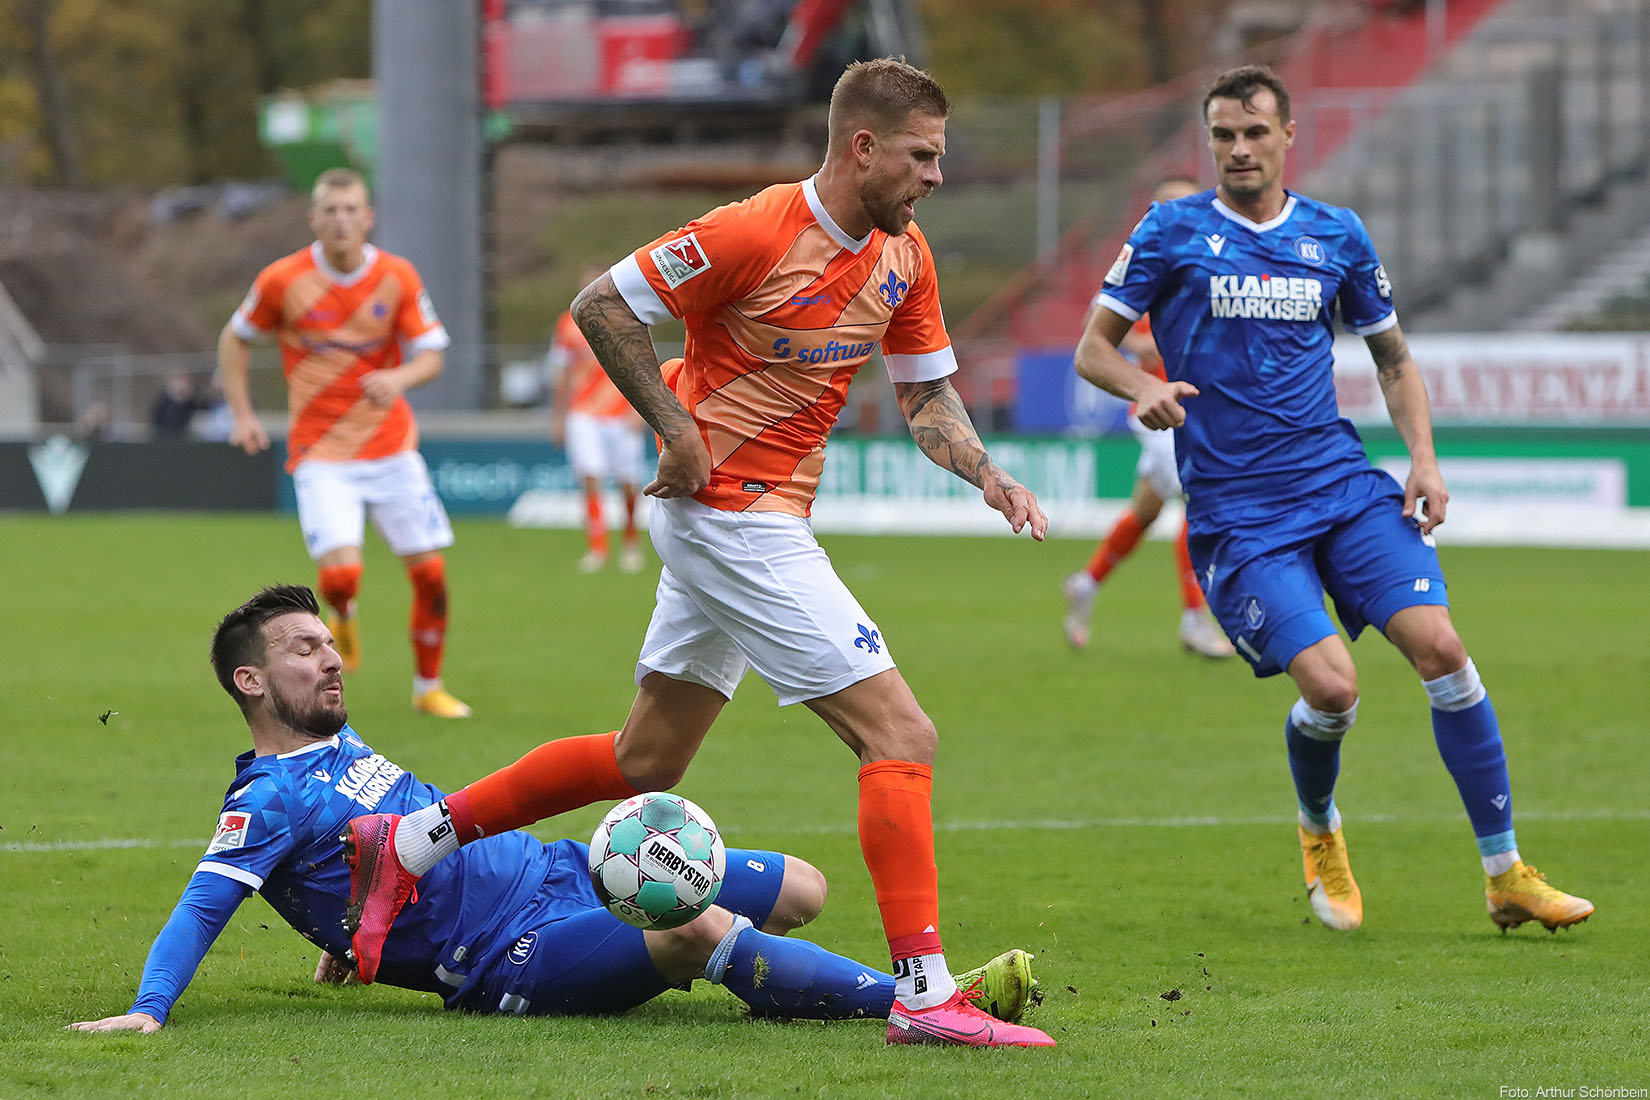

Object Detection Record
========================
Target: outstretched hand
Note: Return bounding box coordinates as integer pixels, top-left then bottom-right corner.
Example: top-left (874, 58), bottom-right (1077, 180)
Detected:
top-left (315, 949), bottom-right (361, 985)
top-left (984, 473), bottom-right (1048, 541)
top-left (68, 1011), bottom-right (163, 1034)
top-left (1134, 378), bottom-right (1200, 430)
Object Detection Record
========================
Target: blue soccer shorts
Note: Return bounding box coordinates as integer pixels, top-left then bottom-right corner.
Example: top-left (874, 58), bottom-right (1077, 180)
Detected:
top-left (1191, 468), bottom-right (1449, 679)
top-left (466, 844), bottom-right (788, 1016)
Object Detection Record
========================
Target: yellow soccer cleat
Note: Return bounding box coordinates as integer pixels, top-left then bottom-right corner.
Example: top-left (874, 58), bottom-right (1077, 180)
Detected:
top-left (328, 613), bottom-right (361, 674)
top-left (955, 949), bottom-right (1042, 1024)
top-left (1300, 824), bottom-right (1363, 930)
top-left (1486, 863), bottom-right (1594, 932)
top-left (412, 688), bottom-right (472, 719)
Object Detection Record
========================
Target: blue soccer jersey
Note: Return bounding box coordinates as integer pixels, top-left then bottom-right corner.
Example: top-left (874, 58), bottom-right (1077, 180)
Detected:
top-left (131, 727), bottom-right (574, 1019)
top-left (1095, 189), bottom-right (1397, 523)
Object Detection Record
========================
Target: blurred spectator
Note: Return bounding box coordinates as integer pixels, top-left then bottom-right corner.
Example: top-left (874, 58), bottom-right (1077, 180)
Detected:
top-left (151, 372), bottom-right (204, 437)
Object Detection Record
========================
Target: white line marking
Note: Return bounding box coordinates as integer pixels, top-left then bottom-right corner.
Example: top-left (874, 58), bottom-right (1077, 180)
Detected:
top-left (4, 806), bottom-right (1645, 853)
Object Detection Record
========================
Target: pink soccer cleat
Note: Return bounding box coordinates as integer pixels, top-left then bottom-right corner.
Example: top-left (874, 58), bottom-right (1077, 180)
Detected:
top-left (887, 987), bottom-right (1057, 1047)
top-left (340, 813), bottom-right (419, 984)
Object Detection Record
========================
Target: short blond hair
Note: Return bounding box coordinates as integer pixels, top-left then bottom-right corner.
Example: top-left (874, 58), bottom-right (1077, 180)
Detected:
top-left (311, 167), bottom-right (370, 205)
top-left (826, 57), bottom-right (950, 157)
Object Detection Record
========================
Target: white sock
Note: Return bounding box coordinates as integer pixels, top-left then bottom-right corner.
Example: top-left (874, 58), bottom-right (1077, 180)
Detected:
top-left (1422, 659), bottom-right (1486, 712)
top-left (413, 675), bottom-right (444, 696)
top-left (1066, 571), bottom-right (1097, 597)
top-left (393, 800), bottom-right (461, 876)
top-left (1299, 806), bottom-right (1344, 836)
top-left (894, 952), bottom-right (958, 1010)
top-left (1483, 848), bottom-right (1521, 877)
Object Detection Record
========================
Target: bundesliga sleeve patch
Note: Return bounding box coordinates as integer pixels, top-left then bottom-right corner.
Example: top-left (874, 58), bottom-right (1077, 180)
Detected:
top-left (650, 233), bottom-right (712, 290)
top-left (1374, 265), bottom-right (1393, 299)
top-left (1104, 243), bottom-right (1134, 287)
top-left (416, 287), bottom-right (441, 326)
top-left (206, 811), bottom-right (252, 855)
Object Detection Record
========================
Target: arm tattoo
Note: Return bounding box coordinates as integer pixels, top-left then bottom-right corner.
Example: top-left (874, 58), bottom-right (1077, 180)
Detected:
top-left (1366, 327), bottom-right (1412, 393)
top-left (571, 281), bottom-right (696, 441)
top-left (896, 378), bottom-right (1006, 491)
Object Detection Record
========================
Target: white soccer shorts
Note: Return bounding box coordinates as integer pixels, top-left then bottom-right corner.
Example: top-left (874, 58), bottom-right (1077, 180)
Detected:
top-left (292, 451), bottom-right (455, 560)
top-left (566, 411), bottom-right (646, 484)
top-left (635, 497), bottom-right (896, 706)
top-left (1128, 412), bottom-right (1183, 502)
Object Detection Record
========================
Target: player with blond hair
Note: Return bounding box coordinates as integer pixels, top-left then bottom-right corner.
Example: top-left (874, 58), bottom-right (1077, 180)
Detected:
top-left (339, 57), bottom-right (1054, 1048)
top-left (218, 168), bottom-right (471, 719)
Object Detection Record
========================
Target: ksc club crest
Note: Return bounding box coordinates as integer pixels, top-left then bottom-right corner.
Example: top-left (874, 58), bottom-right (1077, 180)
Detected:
top-left (1243, 595), bottom-right (1266, 631)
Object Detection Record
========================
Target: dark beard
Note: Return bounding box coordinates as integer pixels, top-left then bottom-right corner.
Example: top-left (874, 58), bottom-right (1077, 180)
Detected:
top-left (269, 684), bottom-right (347, 740)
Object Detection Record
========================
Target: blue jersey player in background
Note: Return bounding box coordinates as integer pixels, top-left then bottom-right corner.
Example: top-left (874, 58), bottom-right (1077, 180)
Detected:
top-left (1071, 64), bottom-right (1592, 935)
top-left (70, 585), bottom-right (1038, 1033)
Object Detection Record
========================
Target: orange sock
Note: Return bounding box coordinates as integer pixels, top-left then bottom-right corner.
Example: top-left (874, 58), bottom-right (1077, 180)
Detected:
top-left (585, 488), bottom-right (608, 555)
top-left (1086, 511), bottom-right (1146, 583)
top-left (446, 731), bottom-right (638, 840)
top-left (406, 557), bottom-right (448, 680)
top-left (1175, 520), bottom-right (1206, 610)
top-left (858, 759), bottom-right (942, 959)
top-left (621, 485), bottom-right (639, 543)
top-left (317, 562), bottom-right (361, 618)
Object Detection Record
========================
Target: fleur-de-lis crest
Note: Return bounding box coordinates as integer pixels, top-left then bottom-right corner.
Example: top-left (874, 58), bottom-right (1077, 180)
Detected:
top-left (878, 269), bottom-right (908, 309)
top-left (854, 624), bottom-right (881, 654)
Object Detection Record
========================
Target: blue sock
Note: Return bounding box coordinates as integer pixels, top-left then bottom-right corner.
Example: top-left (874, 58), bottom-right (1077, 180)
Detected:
top-left (708, 920), bottom-right (895, 1020)
top-left (1286, 698), bottom-right (1356, 830)
top-left (1426, 661), bottom-right (1516, 858)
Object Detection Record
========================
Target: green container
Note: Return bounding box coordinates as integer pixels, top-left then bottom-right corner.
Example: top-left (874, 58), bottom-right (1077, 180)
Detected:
top-left (257, 87), bottom-right (377, 191)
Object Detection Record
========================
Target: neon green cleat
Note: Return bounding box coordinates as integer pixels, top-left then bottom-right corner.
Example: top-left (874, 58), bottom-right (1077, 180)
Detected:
top-left (1486, 863), bottom-right (1594, 932)
top-left (1300, 824), bottom-right (1363, 930)
top-left (954, 948), bottom-right (1042, 1024)
top-left (328, 613), bottom-right (361, 674)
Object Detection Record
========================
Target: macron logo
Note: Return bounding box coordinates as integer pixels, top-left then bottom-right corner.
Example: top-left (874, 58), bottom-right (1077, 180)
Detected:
top-left (1205, 234), bottom-right (1226, 256)
top-left (28, 435), bottom-right (89, 515)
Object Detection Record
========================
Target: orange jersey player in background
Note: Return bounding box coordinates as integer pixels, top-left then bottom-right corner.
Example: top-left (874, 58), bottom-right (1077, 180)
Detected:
top-left (1061, 175), bottom-right (1235, 660)
top-left (217, 167), bottom-right (472, 719)
top-left (337, 58), bottom-right (1055, 1049)
top-left (550, 266), bottom-right (648, 574)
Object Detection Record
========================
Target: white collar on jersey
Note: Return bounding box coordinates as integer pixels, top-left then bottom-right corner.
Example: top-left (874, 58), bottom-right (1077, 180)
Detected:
top-left (1211, 193), bottom-right (1299, 234)
top-left (309, 241), bottom-right (380, 286)
top-left (803, 175), bottom-right (873, 253)
top-left (275, 735), bottom-right (339, 759)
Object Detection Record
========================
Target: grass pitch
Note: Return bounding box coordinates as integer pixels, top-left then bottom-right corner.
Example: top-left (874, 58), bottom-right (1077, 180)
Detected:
top-left (2, 514), bottom-right (1646, 1098)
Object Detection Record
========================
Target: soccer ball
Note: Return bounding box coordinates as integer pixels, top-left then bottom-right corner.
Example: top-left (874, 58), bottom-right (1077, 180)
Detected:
top-left (588, 792), bottom-right (726, 929)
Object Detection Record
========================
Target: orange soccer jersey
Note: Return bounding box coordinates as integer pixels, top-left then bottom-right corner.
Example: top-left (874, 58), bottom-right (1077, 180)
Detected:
top-left (553, 311), bottom-right (631, 419)
top-left (232, 242), bottom-right (449, 472)
top-left (612, 177), bottom-right (953, 515)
